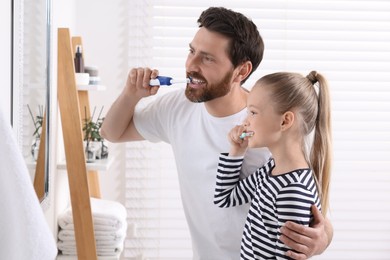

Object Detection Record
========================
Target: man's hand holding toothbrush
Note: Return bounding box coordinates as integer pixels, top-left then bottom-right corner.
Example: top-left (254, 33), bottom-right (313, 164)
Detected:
top-left (125, 67), bottom-right (160, 100)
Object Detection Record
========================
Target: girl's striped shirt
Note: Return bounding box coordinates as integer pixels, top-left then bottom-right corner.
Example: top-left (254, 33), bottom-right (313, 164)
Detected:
top-left (215, 154), bottom-right (321, 259)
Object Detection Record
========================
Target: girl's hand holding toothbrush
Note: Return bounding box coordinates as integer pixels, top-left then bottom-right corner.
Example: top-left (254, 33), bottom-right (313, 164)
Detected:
top-left (228, 125), bottom-right (249, 157)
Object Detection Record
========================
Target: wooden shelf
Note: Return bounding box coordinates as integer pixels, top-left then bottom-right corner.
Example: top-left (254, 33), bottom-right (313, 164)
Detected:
top-left (56, 254), bottom-right (120, 260)
top-left (77, 85), bottom-right (106, 91)
top-left (57, 157), bottom-right (113, 171)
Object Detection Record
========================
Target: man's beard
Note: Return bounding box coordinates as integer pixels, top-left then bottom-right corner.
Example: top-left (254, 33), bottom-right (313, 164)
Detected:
top-left (185, 70), bottom-right (233, 103)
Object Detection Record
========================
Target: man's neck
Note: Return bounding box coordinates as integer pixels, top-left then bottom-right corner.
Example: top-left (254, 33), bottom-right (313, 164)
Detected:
top-left (204, 86), bottom-right (249, 117)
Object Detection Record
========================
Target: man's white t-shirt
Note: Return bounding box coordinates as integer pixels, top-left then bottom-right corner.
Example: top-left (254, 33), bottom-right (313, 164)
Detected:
top-left (134, 89), bottom-right (271, 259)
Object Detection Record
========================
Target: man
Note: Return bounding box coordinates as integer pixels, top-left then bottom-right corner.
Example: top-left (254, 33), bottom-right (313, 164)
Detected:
top-left (101, 7), bottom-right (332, 259)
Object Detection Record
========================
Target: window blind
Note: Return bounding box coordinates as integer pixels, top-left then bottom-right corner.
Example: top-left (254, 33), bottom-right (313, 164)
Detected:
top-left (125, 1), bottom-right (390, 259)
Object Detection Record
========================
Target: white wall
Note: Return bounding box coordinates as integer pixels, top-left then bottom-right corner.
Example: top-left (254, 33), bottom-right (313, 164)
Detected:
top-left (72, 0), bottom-right (129, 205)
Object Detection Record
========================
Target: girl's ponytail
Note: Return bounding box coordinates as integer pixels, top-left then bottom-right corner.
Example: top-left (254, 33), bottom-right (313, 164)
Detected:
top-left (307, 71), bottom-right (332, 216)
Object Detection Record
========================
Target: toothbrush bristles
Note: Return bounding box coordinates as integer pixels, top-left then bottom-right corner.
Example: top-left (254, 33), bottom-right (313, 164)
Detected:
top-left (239, 131), bottom-right (254, 139)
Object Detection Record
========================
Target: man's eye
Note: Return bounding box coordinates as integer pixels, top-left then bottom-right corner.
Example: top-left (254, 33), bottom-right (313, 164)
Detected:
top-left (204, 56), bottom-right (214, 62)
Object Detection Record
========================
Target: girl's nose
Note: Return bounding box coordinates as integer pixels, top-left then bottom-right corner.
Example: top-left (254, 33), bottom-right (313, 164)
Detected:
top-left (243, 118), bottom-right (249, 127)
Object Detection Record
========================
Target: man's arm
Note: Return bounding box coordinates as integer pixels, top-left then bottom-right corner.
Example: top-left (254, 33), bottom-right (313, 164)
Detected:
top-left (100, 68), bottom-right (159, 142)
top-left (280, 205), bottom-right (333, 259)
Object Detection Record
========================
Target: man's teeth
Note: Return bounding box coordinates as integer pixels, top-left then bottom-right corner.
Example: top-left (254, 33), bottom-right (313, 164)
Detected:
top-left (191, 78), bottom-right (205, 84)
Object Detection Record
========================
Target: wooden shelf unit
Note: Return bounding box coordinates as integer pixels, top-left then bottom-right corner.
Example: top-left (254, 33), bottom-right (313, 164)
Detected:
top-left (57, 27), bottom-right (101, 260)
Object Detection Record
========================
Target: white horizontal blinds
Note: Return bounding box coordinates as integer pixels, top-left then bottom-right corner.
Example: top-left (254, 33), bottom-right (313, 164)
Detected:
top-left (125, 1), bottom-right (193, 259)
top-left (278, 2), bottom-right (390, 259)
top-left (125, 1), bottom-right (390, 259)
top-left (124, 141), bottom-right (192, 259)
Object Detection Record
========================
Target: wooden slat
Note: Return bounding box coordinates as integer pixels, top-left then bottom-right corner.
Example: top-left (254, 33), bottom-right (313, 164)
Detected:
top-left (87, 170), bottom-right (102, 198)
top-left (57, 28), bottom-right (97, 260)
top-left (33, 111), bottom-right (46, 201)
top-left (72, 36), bottom-right (101, 199)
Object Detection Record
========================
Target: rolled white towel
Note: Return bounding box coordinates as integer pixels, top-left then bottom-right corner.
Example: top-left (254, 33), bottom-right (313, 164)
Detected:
top-left (58, 240), bottom-right (124, 256)
top-left (58, 237), bottom-right (125, 248)
top-left (58, 216), bottom-right (124, 231)
top-left (58, 223), bottom-right (126, 242)
top-left (58, 198), bottom-right (127, 231)
top-left (60, 249), bottom-right (122, 257)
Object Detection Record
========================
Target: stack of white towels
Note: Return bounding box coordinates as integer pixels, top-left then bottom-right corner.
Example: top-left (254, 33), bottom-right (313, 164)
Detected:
top-left (57, 197), bottom-right (127, 258)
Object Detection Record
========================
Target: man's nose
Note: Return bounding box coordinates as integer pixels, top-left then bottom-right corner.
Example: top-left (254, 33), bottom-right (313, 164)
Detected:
top-left (186, 54), bottom-right (201, 72)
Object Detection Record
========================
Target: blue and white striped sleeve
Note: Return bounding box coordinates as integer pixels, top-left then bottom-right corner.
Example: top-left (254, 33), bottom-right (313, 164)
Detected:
top-left (214, 153), bottom-right (258, 208)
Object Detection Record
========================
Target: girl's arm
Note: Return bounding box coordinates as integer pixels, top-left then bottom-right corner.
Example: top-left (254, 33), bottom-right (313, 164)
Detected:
top-left (214, 153), bottom-right (258, 207)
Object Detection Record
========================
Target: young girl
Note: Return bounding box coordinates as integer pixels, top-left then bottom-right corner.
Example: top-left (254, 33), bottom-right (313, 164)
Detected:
top-left (214, 71), bottom-right (332, 259)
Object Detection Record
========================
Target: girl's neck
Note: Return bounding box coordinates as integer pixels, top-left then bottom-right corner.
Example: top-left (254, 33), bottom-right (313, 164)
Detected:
top-left (269, 142), bottom-right (309, 176)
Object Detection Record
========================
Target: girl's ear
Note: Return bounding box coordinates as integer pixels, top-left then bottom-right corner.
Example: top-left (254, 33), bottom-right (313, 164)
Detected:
top-left (233, 61), bottom-right (252, 83)
top-left (281, 111), bottom-right (294, 131)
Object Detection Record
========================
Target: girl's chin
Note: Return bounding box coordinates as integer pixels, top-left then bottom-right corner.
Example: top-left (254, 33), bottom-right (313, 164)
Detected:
top-left (248, 141), bottom-right (265, 149)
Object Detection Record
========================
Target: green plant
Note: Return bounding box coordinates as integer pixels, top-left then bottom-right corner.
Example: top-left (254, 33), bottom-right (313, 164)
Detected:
top-left (83, 106), bottom-right (104, 142)
top-left (27, 104), bottom-right (43, 138)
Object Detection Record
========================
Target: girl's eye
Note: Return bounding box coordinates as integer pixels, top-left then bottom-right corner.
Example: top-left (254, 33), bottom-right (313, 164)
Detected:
top-left (249, 111), bottom-right (256, 116)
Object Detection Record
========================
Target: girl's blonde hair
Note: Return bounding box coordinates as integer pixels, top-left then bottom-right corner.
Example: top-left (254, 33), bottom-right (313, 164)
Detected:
top-left (257, 71), bottom-right (332, 216)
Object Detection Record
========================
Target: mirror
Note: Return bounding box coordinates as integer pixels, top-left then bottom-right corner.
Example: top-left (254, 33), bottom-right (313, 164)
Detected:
top-left (12, 0), bottom-right (52, 204)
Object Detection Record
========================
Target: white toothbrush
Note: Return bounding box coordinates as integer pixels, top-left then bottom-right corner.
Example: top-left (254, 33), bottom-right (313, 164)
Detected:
top-left (239, 132), bottom-right (254, 139)
top-left (149, 76), bottom-right (191, 86)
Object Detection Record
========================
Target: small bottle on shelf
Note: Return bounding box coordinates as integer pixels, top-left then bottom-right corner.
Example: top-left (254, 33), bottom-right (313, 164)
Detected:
top-left (74, 45), bottom-right (84, 73)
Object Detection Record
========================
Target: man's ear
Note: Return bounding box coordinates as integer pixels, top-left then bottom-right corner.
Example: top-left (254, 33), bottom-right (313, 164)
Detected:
top-left (281, 111), bottom-right (294, 131)
top-left (233, 61), bottom-right (252, 83)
